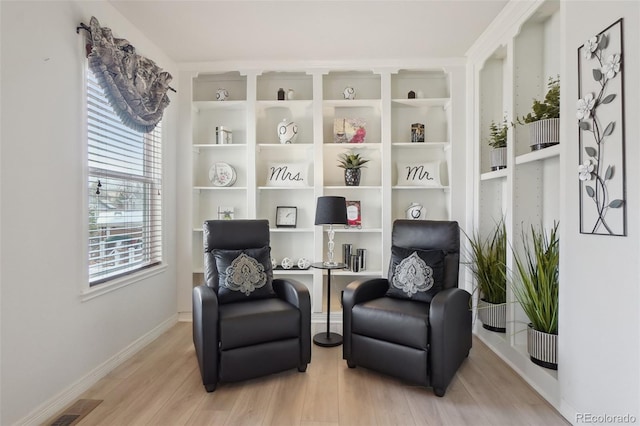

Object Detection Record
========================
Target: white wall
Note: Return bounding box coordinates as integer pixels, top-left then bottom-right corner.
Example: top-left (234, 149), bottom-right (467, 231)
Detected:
top-left (559, 1), bottom-right (639, 421)
top-left (0, 2), bottom-right (178, 424)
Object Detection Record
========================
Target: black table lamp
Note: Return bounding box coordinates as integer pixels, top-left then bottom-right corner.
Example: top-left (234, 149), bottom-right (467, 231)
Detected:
top-left (314, 196), bottom-right (348, 266)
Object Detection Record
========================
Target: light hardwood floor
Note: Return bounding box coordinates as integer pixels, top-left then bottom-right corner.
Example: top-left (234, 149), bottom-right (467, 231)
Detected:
top-left (57, 322), bottom-right (569, 426)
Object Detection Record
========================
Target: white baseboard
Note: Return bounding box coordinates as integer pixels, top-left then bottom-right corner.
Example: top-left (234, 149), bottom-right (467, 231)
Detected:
top-left (177, 311), bottom-right (192, 322)
top-left (17, 314), bottom-right (178, 426)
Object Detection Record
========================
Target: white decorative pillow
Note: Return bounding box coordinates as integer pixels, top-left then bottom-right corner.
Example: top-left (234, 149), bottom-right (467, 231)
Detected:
top-left (266, 163), bottom-right (308, 187)
top-left (396, 162), bottom-right (441, 186)
top-left (392, 252), bottom-right (434, 296)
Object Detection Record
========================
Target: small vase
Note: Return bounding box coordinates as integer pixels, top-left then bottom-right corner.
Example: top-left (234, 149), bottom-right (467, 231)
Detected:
top-left (344, 169), bottom-right (361, 186)
top-left (277, 119), bottom-right (298, 144)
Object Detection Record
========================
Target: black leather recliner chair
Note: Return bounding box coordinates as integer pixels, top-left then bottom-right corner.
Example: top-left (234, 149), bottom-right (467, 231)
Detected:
top-left (192, 219), bottom-right (311, 392)
top-left (342, 220), bottom-right (471, 397)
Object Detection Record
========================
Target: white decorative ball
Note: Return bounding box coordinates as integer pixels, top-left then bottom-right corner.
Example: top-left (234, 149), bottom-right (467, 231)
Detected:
top-left (297, 257), bottom-right (311, 269)
top-left (281, 257), bottom-right (293, 270)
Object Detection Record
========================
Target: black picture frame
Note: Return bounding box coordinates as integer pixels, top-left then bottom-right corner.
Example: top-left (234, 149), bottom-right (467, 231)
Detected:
top-left (275, 206), bottom-right (297, 228)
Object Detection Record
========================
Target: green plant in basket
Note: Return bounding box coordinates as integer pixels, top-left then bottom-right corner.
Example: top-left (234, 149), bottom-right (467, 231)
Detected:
top-left (516, 76), bottom-right (560, 125)
top-left (466, 219), bottom-right (507, 305)
top-left (337, 151), bottom-right (370, 169)
top-left (512, 222), bottom-right (559, 335)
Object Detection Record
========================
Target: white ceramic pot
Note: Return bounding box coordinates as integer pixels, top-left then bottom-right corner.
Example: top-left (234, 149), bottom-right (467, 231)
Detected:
top-left (490, 147), bottom-right (507, 171)
top-left (528, 118), bottom-right (559, 151)
top-left (477, 299), bottom-right (506, 332)
top-left (277, 119), bottom-right (298, 144)
top-left (527, 324), bottom-right (558, 370)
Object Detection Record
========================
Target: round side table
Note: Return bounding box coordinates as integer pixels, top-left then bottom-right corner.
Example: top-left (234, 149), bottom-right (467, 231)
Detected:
top-left (310, 262), bottom-right (346, 347)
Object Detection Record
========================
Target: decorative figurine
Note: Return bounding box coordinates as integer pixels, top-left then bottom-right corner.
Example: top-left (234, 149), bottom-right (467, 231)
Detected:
top-left (343, 86), bottom-right (356, 100)
top-left (216, 88), bottom-right (229, 101)
top-left (406, 202), bottom-right (425, 220)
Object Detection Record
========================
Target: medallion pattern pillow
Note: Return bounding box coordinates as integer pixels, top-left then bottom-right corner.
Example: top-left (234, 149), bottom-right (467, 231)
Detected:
top-left (386, 246), bottom-right (445, 303)
top-left (213, 246), bottom-right (275, 304)
top-left (224, 253), bottom-right (267, 295)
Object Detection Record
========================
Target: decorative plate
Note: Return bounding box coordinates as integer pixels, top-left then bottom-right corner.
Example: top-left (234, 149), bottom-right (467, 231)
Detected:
top-left (209, 162), bottom-right (237, 187)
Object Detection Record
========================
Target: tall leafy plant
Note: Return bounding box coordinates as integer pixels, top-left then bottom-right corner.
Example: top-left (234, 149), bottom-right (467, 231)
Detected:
top-left (512, 222), bottom-right (559, 335)
top-left (466, 220), bottom-right (507, 305)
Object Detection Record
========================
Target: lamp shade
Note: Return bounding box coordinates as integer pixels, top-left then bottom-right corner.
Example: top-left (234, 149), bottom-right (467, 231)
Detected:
top-left (314, 196), bottom-right (348, 225)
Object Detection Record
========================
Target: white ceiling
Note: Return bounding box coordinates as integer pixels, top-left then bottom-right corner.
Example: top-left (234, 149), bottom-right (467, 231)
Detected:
top-left (109, 0), bottom-right (508, 64)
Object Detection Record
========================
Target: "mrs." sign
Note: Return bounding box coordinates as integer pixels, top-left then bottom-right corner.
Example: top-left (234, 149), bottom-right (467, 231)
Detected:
top-left (266, 163), bottom-right (308, 187)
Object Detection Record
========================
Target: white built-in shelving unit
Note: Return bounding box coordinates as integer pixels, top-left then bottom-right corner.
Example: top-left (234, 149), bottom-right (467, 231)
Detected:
top-left (178, 65), bottom-right (465, 327)
top-left (468, 0), bottom-right (561, 410)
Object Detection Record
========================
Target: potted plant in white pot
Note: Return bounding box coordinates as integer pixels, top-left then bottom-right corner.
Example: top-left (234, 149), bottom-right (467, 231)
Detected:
top-left (512, 222), bottom-right (559, 370)
top-left (338, 151), bottom-right (369, 186)
top-left (488, 118), bottom-right (508, 171)
top-left (516, 76), bottom-right (560, 151)
top-left (466, 219), bottom-right (507, 332)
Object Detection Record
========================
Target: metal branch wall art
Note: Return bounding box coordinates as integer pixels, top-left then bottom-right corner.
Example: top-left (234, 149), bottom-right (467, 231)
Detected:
top-left (577, 19), bottom-right (626, 236)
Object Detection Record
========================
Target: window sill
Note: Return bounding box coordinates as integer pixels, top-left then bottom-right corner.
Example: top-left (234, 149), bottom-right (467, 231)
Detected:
top-left (81, 263), bottom-right (168, 302)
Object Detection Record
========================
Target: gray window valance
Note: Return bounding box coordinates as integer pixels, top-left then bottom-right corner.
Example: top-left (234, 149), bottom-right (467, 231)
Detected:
top-left (85, 16), bottom-right (173, 133)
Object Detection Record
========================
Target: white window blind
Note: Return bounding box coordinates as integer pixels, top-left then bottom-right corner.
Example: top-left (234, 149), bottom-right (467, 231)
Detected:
top-left (87, 67), bottom-right (162, 285)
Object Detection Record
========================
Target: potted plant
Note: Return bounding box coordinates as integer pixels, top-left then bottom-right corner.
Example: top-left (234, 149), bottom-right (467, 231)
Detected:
top-left (338, 151), bottom-right (369, 186)
top-left (516, 76), bottom-right (560, 151)
top-left (487, 118), bottom-right (508, 171)
top-left (465, 219), bottom-right (507, 332)
top-left (511, 222), bottom-right (559, 370)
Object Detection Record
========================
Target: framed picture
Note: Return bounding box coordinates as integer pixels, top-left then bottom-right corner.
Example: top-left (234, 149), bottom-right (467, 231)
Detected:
top-left (334, 118), bottom-right (366, 143)
top-left (411, 123), bottom-right (425, 143)
top-left (217, 206), bottom-right (234, 220)
top-left (276, 206), bottom-right (297, 228)
top-left (346, 200), bottom-right (362, 228)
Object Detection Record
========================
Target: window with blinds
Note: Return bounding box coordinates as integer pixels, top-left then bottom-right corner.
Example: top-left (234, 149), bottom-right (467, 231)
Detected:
top-left (87, 67), bottom-right (162, 285)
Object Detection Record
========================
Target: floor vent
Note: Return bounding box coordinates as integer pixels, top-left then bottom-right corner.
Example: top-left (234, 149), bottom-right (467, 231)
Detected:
top-left (50, 414), bottom-right (80, 426)
top-left (48, 399), bottom-right (102, 426)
